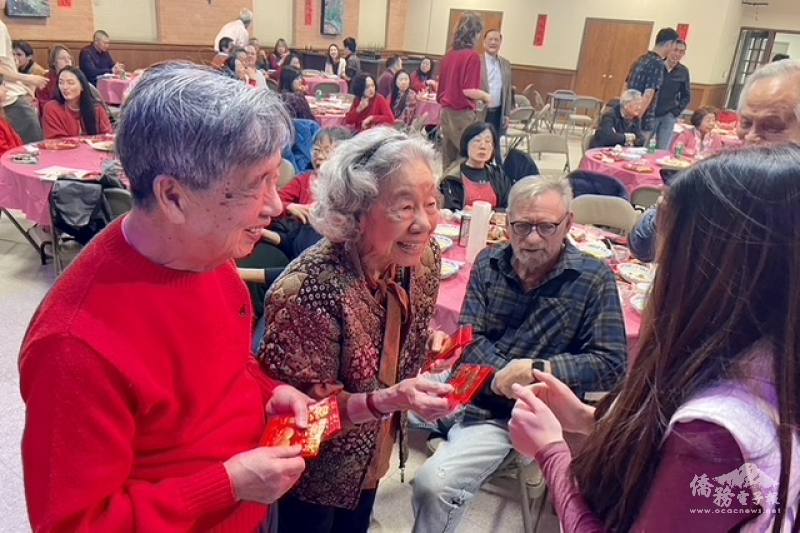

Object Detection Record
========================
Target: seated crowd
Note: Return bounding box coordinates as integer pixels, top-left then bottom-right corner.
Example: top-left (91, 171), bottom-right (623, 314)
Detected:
top-left (9, 9), bottom-right (800, 533)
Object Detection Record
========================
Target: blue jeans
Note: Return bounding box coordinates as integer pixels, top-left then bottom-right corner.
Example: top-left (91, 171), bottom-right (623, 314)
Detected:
top-left (411, 420), bottom-right (515, 533)
top-left (652, 113), bottom-right (677, 150)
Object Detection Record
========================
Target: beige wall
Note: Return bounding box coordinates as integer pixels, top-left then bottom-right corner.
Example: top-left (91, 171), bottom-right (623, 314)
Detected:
top-left (94, 0), bottom-right (158, 43)
top-left (774, 32), bottom-right (800, 58)
top-left (741, 0), bottom-right (800, 31)
top-left (254, 0), bottom-right (293, 46)
top-left (402, 0), bottom-right (742, 84)
top-left (358, 0), bottom-right (387, 49)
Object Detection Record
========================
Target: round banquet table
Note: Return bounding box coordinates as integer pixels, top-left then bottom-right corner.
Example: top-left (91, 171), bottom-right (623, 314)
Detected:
top-left (304, 76), bottom-right (348, 95)
top-left (579, 148), bottom-right (668, 195)
top-left (433, 236), bottom-right (642, 350)
top-left (0, 140), bottom-right (116, 226)
top-left (97, 77), bottom-right (131, 106)
top-left (414, 97), bottom-right (441, 126)
top-left (315, 114), bottom-right (347, 129)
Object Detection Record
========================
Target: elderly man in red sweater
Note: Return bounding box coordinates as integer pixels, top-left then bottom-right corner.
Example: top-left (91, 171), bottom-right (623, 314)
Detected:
top-left (19, 63), bottom-right (313, 531)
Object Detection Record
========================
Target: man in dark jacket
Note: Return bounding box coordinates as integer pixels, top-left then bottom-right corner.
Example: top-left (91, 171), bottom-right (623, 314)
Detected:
top-left (79, 30), bottom-right (122, 86)
top-left (652, 39), bottom-right (691, 149)
top-left (589, 89), bottom-right (645, 149)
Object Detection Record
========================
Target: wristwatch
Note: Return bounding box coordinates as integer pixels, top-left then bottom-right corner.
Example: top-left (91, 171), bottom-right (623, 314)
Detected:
top-left (531, 359), bottom-right (552, 379)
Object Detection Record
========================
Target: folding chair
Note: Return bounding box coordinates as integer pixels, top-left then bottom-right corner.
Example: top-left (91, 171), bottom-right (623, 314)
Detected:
top-left (548, 90), bottom-right (576, 132)
top-left (570, 194), bottom-right (639, 236)
top-left (514, 94), bottom-right (532, 108)
top-left (530, 132), bottom-right (571, 174)
top-left (503, 106), bottom-right (536, 155)
top-left (630, 186), bottom-right (663, 210)
top-left (568, 96), bottom-right (602, 137)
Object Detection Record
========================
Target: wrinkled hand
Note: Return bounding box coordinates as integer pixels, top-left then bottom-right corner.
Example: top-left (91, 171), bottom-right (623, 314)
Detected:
top-left (509, 383), bottom-right (564, 459)
top-left (260, 228), bottom-right (281, 245)
top-left (528, 370), bottom-right (595, 435)
top-left (423, 330), bottom-right (456, 374)
top-left (491, 359), bottom-right (534, 398)
top-left (265, 384), bottom-right (315, 429)
top-left (27, 74), bottom-right (48, 90)
top-left (286, 203), bottom-right (312, 224)
top-left (376, 376), bottom-right (453, 422)
top-left (224, 445), bottom-right (306, 504)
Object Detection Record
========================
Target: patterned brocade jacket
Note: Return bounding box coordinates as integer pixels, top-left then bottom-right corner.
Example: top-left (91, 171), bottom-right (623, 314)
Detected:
top-left (257, 238), bottom-right (441, 509)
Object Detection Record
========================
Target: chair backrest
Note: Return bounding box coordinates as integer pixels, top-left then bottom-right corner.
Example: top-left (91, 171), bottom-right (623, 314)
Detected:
top-left (572, 96), bottom-right (603, 117)
top-left (570, 194), bottom-right (638, 235)
top-left (531, 89), bottom-right (546, 111)
top-left (531, 133), bottom-right (569, 155)
top-left (630, 186), bottom-right (663, 209)
top-left (314, 81), bottom-right (341, 96)
top-left (103, 188), bottom-right (133, 219)
top-left (278, 158), bottom-right (296, 190)
top-left (507, 106), bottom-right (535, 124)
top-left (514, 94), bottom-right (531, 108)
top-left (568, 170), bottom-right (630, 201)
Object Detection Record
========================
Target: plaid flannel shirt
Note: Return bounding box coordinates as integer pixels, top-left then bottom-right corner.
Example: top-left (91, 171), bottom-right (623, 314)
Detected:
top-left (458, 243), bottom-right (628, 421)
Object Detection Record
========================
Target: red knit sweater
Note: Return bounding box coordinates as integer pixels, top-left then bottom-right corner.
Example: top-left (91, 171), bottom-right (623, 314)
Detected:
top-left (41, 99), bottom-right (113, 139)
top-left (20, 218), bottom-right (278, 532)
top-left (344, 93), bottom-right (395, 132)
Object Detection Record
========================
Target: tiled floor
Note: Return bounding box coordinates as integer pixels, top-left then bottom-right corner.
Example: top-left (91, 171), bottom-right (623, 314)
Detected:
top-left (0, 139), bottom-right (582, 532)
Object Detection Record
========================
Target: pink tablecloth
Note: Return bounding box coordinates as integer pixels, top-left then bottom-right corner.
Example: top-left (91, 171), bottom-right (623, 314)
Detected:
top-left (433, 242), bottom-right (642, 349)
top-left (578, 148), bottom-right (667, 194)
top-left (414, 98), bottom-right (441, 126)
top-left (97, 77), bottom-right (130, 106)
top-left (305, 76), bottom-right (348, 95)
top-left (0, 141), bottom-right (115, 226)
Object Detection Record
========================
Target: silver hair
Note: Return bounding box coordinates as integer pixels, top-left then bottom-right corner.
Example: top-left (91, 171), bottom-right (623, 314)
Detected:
top-left (311, 127), bottom-right (440, 243)
top-left (240, 8), bottom-right (253, 23)
top-left (738, 59), bottom-right (800, 118)
top-left (620, 88), bottom-right (643, 107)
top-left (116, 62), bottom-right (292, 207)
top-left (507, 175), bottom-right (573, 217)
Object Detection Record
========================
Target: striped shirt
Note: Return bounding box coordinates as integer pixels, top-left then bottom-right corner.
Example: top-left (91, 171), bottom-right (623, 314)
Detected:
top-left (458, 243), bottom-right (627, 420)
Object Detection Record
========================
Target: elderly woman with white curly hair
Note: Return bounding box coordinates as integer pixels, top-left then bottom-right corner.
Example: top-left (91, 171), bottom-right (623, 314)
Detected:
top-left (257, 127), bottom-right (457, 533)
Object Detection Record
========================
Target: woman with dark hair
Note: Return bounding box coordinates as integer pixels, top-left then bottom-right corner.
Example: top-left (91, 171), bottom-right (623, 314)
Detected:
top-left (276, 54), bottom-right (302, 87)
top-left (390, 69), bottom-right (417, 126)
top-left (35, 45), bottom-right (72, 114)
top-left (440, 122), bottom-right (512, 210)
top-left (324, 43), bottom-right (346, 78)
top-left (509, 145), bottom-right (800, 531)
top-left (12, 41), bottom-right (46, 76)
top-left (344, 73), bottom-right (395, 132)
top-left (411, 57), bottom-right (436, 94)
top-left (437, 12), bottom-right (491, 168)
top-left (42, 66), bottom-right (112, 139)
top-left (268, 38), bottom-right (290, 70)
top-left (278, 68), bottom-right (316, 122)
top-left (671, 106), bottom-right (724, 158)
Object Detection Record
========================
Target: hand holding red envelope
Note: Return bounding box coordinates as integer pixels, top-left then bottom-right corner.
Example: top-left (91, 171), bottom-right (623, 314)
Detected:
top-left (261, 396), bottom-right (343, 459)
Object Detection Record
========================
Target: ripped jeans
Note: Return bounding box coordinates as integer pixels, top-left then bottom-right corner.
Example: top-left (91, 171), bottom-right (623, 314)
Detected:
top-left (411, 419), bottom-right (514, 533)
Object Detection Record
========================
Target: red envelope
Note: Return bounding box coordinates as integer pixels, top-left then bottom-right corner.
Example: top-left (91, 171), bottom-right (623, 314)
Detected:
top-left (447, 364), bottom-right (495, 409)
top-left (260, 396), bottom-right (342, 459)
top-left (425, 326), bottom-right (474, 372)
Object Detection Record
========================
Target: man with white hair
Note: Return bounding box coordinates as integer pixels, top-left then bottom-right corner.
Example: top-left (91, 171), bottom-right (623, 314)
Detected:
top-left (412, 176), bottom-right (627, 533)
top-left (214, 8), bottom-right (254, 50)
top-left (589, 89), bottom-right (645, 148)
top-left (630, 59), bottom-right (800, 262)
top-left (20, 63), bottom-right (311, 530)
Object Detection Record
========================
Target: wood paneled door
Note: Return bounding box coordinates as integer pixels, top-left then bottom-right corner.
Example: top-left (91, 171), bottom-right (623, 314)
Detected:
top-left (575, 18), bottom-right (654, 102)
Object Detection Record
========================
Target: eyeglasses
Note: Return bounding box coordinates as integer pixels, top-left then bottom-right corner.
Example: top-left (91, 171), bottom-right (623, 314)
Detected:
top-left (508, 213), bottom-right (569, 238)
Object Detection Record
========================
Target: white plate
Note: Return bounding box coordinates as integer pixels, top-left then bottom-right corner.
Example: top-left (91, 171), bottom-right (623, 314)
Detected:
top-left (618, 263), bottom-right (654, 284)
top-left (440, 258), bottom-right (462, 280)
top-left (434, 224), bottom-right (460, 239)
top-left (576, 241), bottom-right (613, 260)
top-left (630, 293), bottom-right (646, 314)
top-left (434, 234), bottom-right (454, 253)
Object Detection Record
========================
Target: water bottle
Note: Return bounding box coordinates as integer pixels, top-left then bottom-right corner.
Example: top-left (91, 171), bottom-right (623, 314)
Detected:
top-left (315, 89), bottom-right (323, 102)
top-left (647, 136), bottom-right (657, 154)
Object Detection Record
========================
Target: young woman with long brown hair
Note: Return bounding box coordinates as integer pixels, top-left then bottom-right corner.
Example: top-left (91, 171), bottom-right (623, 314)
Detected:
top-left (509, 144), bottom-right (800, 531)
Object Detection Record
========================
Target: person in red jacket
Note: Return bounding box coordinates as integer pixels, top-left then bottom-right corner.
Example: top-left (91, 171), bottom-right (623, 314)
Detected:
top-left (344, 72), bottom-right (395, 132)
top-left (20, 63), bottom-right (312, 532)
top-left (0, 84), bottom-right (22, 153)
top-left (41, 66), bottom-right (112, 139)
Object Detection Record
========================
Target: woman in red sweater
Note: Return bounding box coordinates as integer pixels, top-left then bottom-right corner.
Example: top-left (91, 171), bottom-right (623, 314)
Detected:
top-left (42, 66), bottom-right (112, 139)
top-left (0, 85), bottom-right (22, 154)
top-left (344, 72), bottom-right (395, 132)
top-left (508, 146), bottom-right (800, 531)
top-left (20, 63), bottom-right (311, 532)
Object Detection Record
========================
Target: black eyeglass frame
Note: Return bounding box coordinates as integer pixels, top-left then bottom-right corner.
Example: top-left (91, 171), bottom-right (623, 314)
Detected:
top-left (508, 212), bottom-right (570, 238)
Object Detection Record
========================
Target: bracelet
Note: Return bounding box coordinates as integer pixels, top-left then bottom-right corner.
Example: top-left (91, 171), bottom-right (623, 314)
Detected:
top-left (366, 391), bottom-right (389, 420)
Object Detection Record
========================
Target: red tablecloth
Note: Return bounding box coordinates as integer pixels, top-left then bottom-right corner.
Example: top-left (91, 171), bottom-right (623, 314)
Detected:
top-left (305, 76), bottom-right (348, 95)
top-left (0, 141), bottom-right (116, 226)
top-left (578, 148), bottom-right (668, 194)
top-left (97, 77), bottom-right (130, 106)
top-left (433, 242), bottom-right (642, 349)
top-left (414, 97), bottom-right (441, 126)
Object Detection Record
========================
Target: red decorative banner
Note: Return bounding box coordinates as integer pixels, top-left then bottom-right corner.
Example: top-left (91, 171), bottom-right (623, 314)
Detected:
top-left (533, 14), bottom-right (548, 47)
top-left (677, 23), bottom-right (690, 42)
top-left (305, 0), bottom-right (313, 26)
top-left (57, 0), bottom-right (72, 6)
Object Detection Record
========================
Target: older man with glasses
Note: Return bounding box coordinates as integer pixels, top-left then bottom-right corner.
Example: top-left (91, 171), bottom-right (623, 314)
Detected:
top-left (412, 175), bottom-right (627, 533)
